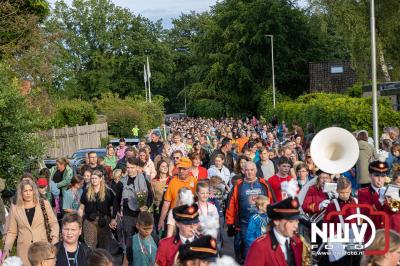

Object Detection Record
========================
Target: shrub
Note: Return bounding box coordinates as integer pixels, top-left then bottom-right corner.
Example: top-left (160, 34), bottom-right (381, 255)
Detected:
top-left (259, 92), bottom-right (400, 133)
top-left (51, 99), bottom-right (96, 127)
top-left (95, 93), bottom-right (165, 137)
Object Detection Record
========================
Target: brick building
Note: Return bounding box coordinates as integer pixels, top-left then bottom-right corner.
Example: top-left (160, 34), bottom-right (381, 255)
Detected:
top-left (309, 60), bottom-right (357, 93)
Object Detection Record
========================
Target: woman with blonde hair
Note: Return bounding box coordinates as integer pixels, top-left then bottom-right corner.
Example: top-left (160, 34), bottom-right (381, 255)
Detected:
top-left (78, 170), bottom-right (115, 252)
top-left (2, 179), bottom-right (59, 265)
top-left (360, 229), bottom-right (400, 266)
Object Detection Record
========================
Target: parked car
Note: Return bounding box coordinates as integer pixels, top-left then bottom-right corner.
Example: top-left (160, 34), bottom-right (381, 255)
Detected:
top-left (44, 159), bottom-right (57, 169)
top-left (109, 138), bottom-right (139, 147)
top-left (70, 148), bottom-right (106, 174)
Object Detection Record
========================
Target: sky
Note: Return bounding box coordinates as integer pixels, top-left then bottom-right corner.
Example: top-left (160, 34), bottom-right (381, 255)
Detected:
top-left (48, 0), bottom-right (219, 28)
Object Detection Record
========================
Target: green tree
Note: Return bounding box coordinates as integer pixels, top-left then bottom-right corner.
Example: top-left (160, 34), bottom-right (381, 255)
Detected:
top-left (0, 65), bottom-right (45, 185)
top-left (308, 0), bottom-right (400, 82)
top-left (47, 0), bottom-right (173, 99)
top-left (170, 0), bottom-right (346, 116)
top-left (0, 0), bottom-right (55, 89)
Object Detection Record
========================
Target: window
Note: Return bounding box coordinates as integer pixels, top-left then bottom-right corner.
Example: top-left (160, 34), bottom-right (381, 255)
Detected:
top-left (330, 66), bottom-right (344, 74)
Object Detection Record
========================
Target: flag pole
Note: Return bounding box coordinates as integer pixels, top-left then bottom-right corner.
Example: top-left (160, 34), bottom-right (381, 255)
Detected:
top-left (144, 64), bottom-right (148, 102)
top-left (147, 56), bottom-right (152, 103)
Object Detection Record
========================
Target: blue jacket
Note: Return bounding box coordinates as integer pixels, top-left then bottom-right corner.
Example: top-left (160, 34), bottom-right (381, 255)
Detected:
top-left (386, 152), bottom-right (400, 173)
top-left (245, 213), bottom-right (269, 249)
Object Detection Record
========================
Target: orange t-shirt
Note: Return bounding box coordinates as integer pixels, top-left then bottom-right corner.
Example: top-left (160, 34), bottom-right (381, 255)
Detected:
top-left (164, 175), bottom-right (197, 208)
top-left (236, 137), bottom-right (249, 153)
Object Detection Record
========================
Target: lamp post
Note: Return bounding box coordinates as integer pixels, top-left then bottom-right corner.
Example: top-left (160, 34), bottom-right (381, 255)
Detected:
top-left (370, 0), bottom-right (379, 149)
top-left (265, 34), bottom-right (276, 109)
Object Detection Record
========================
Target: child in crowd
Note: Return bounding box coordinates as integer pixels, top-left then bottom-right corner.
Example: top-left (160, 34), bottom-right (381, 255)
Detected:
top-left (82, 168), bottom-right (93, 189)
top-left (196, 180), bottom-right (219, 220)
top-left (132, 212), bottom-right (157, 266)
top-left (323, 176), bottom-right (361, 266)
top-left (225, 174), bottom-right (243, 263)
top-left (245, 195), bottom-right (270, 253)
top-left (196, 180), bottom-right (220, 247)
top-left (28, 241), bottom-right (57, 266)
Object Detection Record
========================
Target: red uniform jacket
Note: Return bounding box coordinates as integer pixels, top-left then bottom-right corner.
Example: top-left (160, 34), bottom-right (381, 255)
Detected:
top-left (155, 236), bottom-right (181, 266)
top-left (358, 185), bottom-right (392, 241)
top-left (390, 212), bottom-right (400, 234)
top-left (245, 230), bottom-right (302, 266)
top-left (268, 175), bottom-right (294, 202)
top-left (323, 197), bottom-right (359, 224)
top-left (302, 185), bottom-right (328, 215)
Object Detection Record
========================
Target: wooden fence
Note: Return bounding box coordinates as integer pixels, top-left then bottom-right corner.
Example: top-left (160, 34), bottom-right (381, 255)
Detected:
top-left (37, 123), bottom-right (108, 158)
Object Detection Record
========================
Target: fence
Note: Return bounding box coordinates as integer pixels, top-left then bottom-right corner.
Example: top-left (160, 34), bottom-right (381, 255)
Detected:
top-left (37, 123), bottom-right (108, 158)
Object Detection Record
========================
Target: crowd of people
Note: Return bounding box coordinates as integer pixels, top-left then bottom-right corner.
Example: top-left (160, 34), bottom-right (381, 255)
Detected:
top-left (1, 116), bottom-right (400, 266)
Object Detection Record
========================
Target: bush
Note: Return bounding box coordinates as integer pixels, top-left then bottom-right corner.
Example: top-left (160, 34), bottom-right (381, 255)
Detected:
top-left (258, 87), bottom-right (290, 120)
top-left (259, 92), bottom-right (400, 133)
top-left (0, 65), bottom-right (45, 186)
top-left (188, 98), bottom-right (224, 118)
top-left (51, 99), bottom-right (96, 127)
top-left (95, 93), bottom-right (165, 137)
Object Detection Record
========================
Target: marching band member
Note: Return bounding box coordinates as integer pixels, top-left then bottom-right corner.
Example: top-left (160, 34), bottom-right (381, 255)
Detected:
top-left (323, 176), bottom-right (361, 266)
top-left (155, 191), bottom-right (199, 266)
top-left (302, 169), bottom-right (333, 216)
top-left (358, 160), bottom-right (392, 241)
top-left (245, 196), bottom-right (303, 266)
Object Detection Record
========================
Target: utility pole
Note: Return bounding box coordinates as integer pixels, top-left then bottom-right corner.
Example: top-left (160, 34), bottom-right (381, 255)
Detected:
top-left (265, 35), bottom-right (276, 108)
top-left (370, 0), bottom-right (379, 149)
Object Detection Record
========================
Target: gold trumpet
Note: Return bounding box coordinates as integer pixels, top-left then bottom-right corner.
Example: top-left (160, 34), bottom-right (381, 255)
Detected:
top-left (388, 198), bottom-right (400, 212)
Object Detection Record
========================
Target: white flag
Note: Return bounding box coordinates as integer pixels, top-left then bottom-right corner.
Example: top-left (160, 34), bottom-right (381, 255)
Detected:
top-left (146, 56), bottom-right (151, 79)
top-left (143, 64), bottom-right (147, 83)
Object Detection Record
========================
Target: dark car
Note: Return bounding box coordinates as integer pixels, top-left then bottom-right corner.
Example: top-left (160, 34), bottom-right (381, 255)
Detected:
top-left (44, 159), bottom-right (57, 169)
top-left (109, 138), bottom-right (139, 148)
top-left (70, 148), bottom-right (106, 174)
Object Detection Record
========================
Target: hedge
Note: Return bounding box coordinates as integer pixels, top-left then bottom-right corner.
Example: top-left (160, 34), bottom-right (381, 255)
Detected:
top-left (260, 92), bottom-right (400, 132)
top-left (95, 93), bottom-right (165, 137)
top-left (51, 99), bottom-right (96, 127)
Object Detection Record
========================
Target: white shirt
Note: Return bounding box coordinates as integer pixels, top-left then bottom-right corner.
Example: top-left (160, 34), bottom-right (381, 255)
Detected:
top-left (371, 184), bottom-right (386, 204)
top-left (180, 234), bottom-right (195, 244)
top-left (273, 227), bottom-right (290, 261)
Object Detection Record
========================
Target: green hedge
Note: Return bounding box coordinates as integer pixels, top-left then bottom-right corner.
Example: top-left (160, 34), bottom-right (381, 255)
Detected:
top-left (51, 99), bottom-right (96, 127)
top-left (95, 93), bottom-right (165, 137)
top-left (260, 92), bottom-right (400, 132)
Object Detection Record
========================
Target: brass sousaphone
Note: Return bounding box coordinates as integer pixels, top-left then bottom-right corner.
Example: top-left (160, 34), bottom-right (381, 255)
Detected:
top-left (298, 127), bottom-right (360, 205)
top-left (298, 127), bottom-right (360, 266)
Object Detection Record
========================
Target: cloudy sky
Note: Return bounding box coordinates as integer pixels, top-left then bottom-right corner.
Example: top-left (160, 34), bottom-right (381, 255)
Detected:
top-left (48, 0), bottom-right (219, 28)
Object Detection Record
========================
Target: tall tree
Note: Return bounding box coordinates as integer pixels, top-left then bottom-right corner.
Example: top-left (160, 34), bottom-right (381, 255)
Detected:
top-left (47, 0), bottom-right (173, 99)
top-left (177, 0), bottom-right (345, 115)
top-left (308, 0), bottom-right (400, 82)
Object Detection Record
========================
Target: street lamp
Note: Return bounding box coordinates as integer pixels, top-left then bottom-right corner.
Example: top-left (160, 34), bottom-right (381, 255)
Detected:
top-left (370, 0), bottom-right (379, 149)
top-left (265, 35), bottom-right (276, 109)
